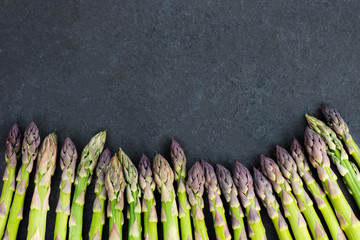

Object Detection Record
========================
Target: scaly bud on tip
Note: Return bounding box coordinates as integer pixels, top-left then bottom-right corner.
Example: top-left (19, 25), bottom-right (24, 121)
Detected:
top-left (320, 104), bottom-right (349, 136)
top-left (5, 123), bottom-right (21, 165)
top-left (153, 153), bottom-right (174, 192)
top-left (170, 139), bottom-right (187, 180)
top-left (186, 161), bottom-right (205, 200)
top-left (60, 137), bottom-right (78, 171)
top-left (96, 148), bottom-right (111, 177)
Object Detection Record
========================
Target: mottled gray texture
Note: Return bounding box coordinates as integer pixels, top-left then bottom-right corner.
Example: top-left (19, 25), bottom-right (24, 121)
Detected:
top-left (1, 0), bottom-right (360, 239)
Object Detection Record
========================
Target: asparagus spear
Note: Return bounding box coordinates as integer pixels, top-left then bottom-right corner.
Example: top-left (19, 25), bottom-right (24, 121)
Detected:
top-left (216, 164), bottom-right (247, 240)
top-left (118, 148), bottom-right (142, 240)
top-left (0, 123), bottom-right (21, 239)
top-left (106, 154), bottom-right (126, 240)
top-left (276, 145), bottom-right (328, 240)
top-left (253, 168), bottom-right (292, 240)
top-left (321, 104), bottom-right (360, 168)
top-left (200, 159), bottom-right (231, 240)
top-left (291, 137), bottom-right (346, 240)
top-left (306, 114), bottom-right (360, 209)
top-left (233, 160), bottom-right (266, 240)
top-left (54, 137), bottom-right (78, 240)
top-left (304, 127), bottom-right (360, 239)
top-left (186, 161), bottom-right (208, 240)
top-left (139, 153), bottom-right (158, 240)
top-left (260, 155), bottom-right (311, 240)
top-left (170, 139), bottom-right (193, 240)
top-left (153, 153), bottom-right (180, 240)
top-left (5, 121), bottom-right (41, 240)
top-left (27, 132), bottom-right (58, 240)
top-left (69, 130), bottom-right (107, 240)
top-left (89, 148), bottom-right (111, 240)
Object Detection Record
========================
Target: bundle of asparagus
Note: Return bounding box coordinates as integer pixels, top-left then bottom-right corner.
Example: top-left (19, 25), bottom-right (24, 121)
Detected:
top-left (2, 103), bottom-right (360, 240)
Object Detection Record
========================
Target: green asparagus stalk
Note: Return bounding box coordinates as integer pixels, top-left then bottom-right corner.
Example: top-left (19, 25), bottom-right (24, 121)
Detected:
top-left (304, 127), bottom-right (360, 239)
top-left (153, 153), bottom-right (180, 240)
top-left (253, 168), bottom-right (292, 240)
top-left (170, 139), bottom-right (193, 240)
top-left (291, 137), bottom-right (346, 240)
top-left (118, 148), bottom-right (142, 240)
top-left (321, 104), bottom-right (360, 168)
top-left (139, 153), bottom-right (158, 240)
top-left (216, 164), bottom-right (247, 240)
top-left (27, 132), bottom-right (58, 240)
top-left (106, 154), bottom-right (126, 240)
top-left (306, 114), bottom-right (360, 209)
top-left (233, 160), bottom-right (266, 240)
top-left (260, 155), bottom-right (311, 240)
top-left (5, 121), bottom-right (41, 240)
top-left (89, 148), bottom-right (111, 240)
top-left (201, 159), bottom-right (231, 240)
top-left (54, 137), bottom-right (78, 240)
top-left (186, 161), bottom-right (208, 240)
top-left (0, 123), bottom-right (21, 239)
top-left (69, 130), bottom-right (106, 240)
top-left (276, 145), bottom-right (328, 240)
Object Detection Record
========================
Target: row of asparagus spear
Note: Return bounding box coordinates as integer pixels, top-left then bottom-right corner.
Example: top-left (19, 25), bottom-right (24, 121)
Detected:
top-left (1, 104), bottom-right (360, 239)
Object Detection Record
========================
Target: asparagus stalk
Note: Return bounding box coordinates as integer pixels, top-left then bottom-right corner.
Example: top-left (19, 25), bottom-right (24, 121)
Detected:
top-left (170, 139), bottom-right (193, 240)
top-left (291, 137), bottom-right (346, 240)
top-left (27, 132), bottom-right (58, 240)
top-left (306, 114), bottom-right (360, 209)
top-left (216, 164), bottom-right (247, 240)
top-left (321, 104), bottom-right (360, 168)
top-left (186, 161), bottom-right (208, 240)
top-left (0, 124), bottom-right (21, 239)
top-left (260, 155), bottom-right (311, 240)
top-left (233, 160), bottom-right (266, 240)
top-left (89, 148), bottom-right (111, 240)
top-left (201, 159), bottom-right (231, 240)
top-left (54, 137), bottom-right (78, 240)
top-left (139, 153), bottom-right (158, 240)
top-left (153, 153), bottom-right (180, 240)
top-left (253, 168), bottom-right (292, 240)
top-left (69, 130), bottom-right (107, 240)
top-left (304, 127), bottom-right (360, 239)
top-left (106, 154), bottom-right (126, 240)
top-left (5, 121), bottom-right (41, 240)
top-left (118, 148), bottom-right (142, 240)
top-left (276, 145), bottom-right (328, 240)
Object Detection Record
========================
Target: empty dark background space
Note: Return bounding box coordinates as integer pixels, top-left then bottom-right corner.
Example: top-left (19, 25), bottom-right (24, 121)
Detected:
top-left (1, 0), bottom-right (360, 239)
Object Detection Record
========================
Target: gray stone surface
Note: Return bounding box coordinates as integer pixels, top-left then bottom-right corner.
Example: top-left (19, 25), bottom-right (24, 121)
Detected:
top-left (1, 0), bottom-right (360, 239)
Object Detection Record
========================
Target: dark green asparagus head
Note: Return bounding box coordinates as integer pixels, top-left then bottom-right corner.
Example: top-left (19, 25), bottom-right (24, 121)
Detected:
top-left (96, 148), bottom-right (111, 178)
top-left (118, 148), bottom-right (139, 193)
top-left (35, 132), bottom-right (58, 183)
top-left (304, 127), bottom-right (331, 169)
top-left (170, 139), bottom-right (187, 181)
top-left (153, 153), bottom-right (174, 193)
top-left (22, 121), bottom-right (41, 165)
top-left (321, 104), bottom-right (349, 138)
top-left (60, 137), bottom-right (78, 182)
top-left (139, 153), bottom-right (155, 194)
top-left (260, 155), bottom-right (291, 194)
top-left (76, 130), bottom-right (106, 184)
top-left (5, 123), bottom-right (21, 167)
top-left (216, 164), bottom-right (239, 206)
top-left (187, 161), bottom-right (205, 203)
top-left (106, 154), bottom-right (126, 204)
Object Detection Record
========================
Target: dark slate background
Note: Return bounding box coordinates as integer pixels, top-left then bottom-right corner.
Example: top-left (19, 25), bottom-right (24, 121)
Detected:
top-left (1, 0), bottom-right (360, 239)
